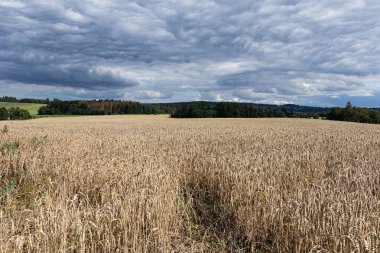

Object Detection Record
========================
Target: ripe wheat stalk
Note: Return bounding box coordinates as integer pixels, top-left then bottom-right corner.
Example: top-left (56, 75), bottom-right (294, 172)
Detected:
top-left (0, 115), bottom-right (379, 252)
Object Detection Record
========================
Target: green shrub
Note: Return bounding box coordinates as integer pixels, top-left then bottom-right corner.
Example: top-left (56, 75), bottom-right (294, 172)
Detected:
top-left (0, 107), bottom-right (8, 120)
top-left (8, 107), bottom-right (32, 120)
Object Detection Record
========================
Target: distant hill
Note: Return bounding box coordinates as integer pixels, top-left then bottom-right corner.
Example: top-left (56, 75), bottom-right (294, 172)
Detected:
top-left (153, 101), bottom-right (332, 114)
top-left (0, 96), bottom-right (49, 104)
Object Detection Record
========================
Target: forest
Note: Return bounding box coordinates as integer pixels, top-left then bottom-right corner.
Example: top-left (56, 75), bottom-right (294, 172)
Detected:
top-left (37, 99), bottom-right (174, 115)
top-left (38, 100), bottom-right (327, 119)
top-left (0, 96), bottom-right (49, 104)
top-left (172, 101), bottom-right (380, 124)
top-left (327, 101), bottom-right (380, 124)
top-left (171, 102), bottom-right (325, 119)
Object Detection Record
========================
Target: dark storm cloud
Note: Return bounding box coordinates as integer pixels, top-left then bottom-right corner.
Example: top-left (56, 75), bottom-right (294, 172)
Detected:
top-left (0, 58), bottom-right (138, 89)
top-left (0, 0), bottom-right (379, 105)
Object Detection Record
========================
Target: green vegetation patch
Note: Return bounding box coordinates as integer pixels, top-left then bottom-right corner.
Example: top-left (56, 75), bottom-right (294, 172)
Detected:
top-left (0, 102), bottom-right (45, 116)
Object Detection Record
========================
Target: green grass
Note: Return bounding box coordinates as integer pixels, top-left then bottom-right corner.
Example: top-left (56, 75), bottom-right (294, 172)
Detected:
top-left (0, 102), bottom-right (45, 116)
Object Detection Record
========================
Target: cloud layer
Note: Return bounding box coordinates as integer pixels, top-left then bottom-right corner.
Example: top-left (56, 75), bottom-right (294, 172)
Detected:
top-left (1, 0), bottom-right (380, 106)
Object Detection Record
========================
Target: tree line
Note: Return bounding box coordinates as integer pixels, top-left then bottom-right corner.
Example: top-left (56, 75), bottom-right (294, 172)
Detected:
top-left (327, 102), bottom-right (380, 124)
top-left (38, 100), bottom-right (174, 115)
top-left (39, 100), bottom-right (328, 119)
top-left (171, 102), bottom-right (325, 119)
top-left (35, 99), bottom-right (380, 124)
top-left (2, 96), bottom-right (380, 124)
top-left (0, 107), bottom-right (32, 121)
top-left (171, 101), bottom-right (380, 124)
top-left (0, 96), bottom-right (49, 104)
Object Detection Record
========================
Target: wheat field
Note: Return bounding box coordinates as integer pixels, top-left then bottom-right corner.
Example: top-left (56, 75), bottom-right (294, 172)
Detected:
top-left (0, 115), bottom-right (379, 253)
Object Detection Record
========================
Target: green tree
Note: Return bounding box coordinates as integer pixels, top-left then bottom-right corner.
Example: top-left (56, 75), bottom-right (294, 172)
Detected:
top-left (327, 101), bottom-right (380, 124)
top-left (0, 107), bottom-right (9, 120)
top-left (8, 107), bottom-right (32, 120)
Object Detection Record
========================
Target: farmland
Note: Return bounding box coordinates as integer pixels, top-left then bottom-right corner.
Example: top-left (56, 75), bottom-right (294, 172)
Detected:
top-left (0, 102), bottom-right (45, 116)
top-left (0, 115), bottom-right (379, 252)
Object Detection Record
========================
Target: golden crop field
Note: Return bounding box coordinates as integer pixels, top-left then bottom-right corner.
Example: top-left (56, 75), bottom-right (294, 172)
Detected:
top-left (0, 115), bottom-right (379, 253)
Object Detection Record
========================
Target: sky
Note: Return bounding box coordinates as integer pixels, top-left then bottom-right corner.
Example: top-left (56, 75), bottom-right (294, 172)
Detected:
top-left (1, 0), bottom-right (380, 107)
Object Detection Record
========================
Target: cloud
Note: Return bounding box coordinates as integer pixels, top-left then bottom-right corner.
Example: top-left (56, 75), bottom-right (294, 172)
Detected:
top-left (0, 0), bottom-right (379, 105)
top-left (216, 70), bottom-right (374, 97)
top-left (126, 90), bottom-right (172, 100)
top-left (0, 60), bottom-right (139, 89)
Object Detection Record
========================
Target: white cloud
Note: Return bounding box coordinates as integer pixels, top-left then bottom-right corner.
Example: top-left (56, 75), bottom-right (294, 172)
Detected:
top-left (0, 0), bottom-right (379, 106)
